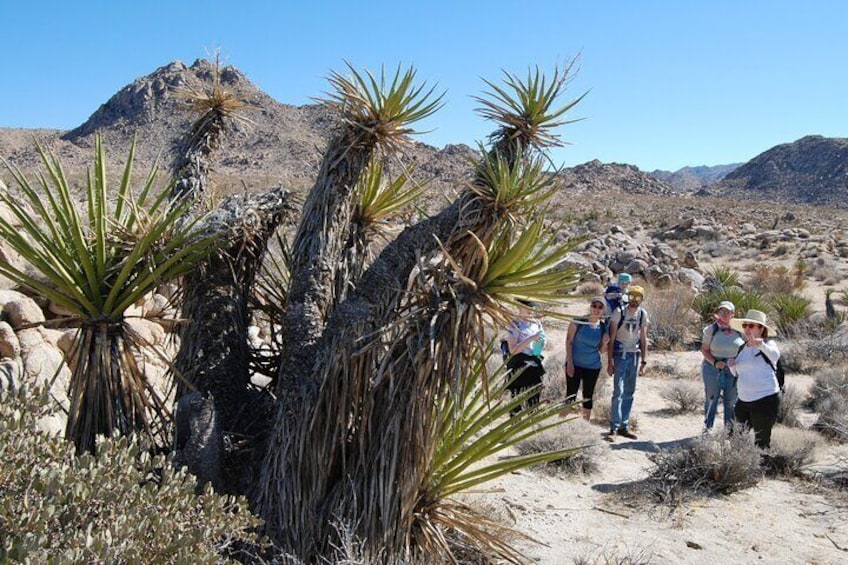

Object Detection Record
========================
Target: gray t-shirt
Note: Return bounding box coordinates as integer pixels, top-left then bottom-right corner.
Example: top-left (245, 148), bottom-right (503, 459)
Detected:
top-left (701, 324), bottom-right (745, 360)
top-left (611, 306), bottom-right (648, 353)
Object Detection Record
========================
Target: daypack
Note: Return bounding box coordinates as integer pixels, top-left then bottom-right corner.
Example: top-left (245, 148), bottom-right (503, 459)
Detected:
top-left (615, 307), bottom-right (645, 332)
top-left (755, 350), bottom-right (786, 392)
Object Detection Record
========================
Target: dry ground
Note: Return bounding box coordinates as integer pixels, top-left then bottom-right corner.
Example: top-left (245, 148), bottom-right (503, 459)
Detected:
top-left (484, 344), bottom-right (848, 565)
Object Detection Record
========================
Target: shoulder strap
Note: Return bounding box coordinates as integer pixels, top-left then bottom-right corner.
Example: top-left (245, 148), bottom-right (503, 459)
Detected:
top-left (753, 350), bottom-right (776, 372)
top-left (711, 322), bottom-right (720, 337)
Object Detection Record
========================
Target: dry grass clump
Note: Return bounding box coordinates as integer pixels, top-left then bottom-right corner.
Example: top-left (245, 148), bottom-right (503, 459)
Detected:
top-left (807, 256), bottom-right (841, 285)
top-left (571, 543), bottom-right (655, 565)
top-left (515, 418), bottom-right (605, 475)
top-left (644, 283), bottom-right (696, 351)
top-left (809, 365), bottom-right (848, 441)
top-left (634, 425), bottom-right (761, 505)
top-left (766, 426), bottom-right (822, 476)
top-left (746, 264), bottom-right (797, 295)
top-left (659, 380), bottom-right (702, 414)
top-left (649, 360), bottom-right (686, 379)
top-left (576, 281), bottom-right (605, 296)
top-left (776, 383), bottom-right (805, 428)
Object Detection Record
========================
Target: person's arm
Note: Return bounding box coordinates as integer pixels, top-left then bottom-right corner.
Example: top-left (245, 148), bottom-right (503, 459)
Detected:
top-left (701, 326), bottom-right (715, 365)
top-left (759, 339), bottom-right (780, 364)
top-left (638, 314), bottom-right (649, 375)
top-left (607, 313), bottom-right (619, 375)
top-left (565, 322), bottom-right (577, 376)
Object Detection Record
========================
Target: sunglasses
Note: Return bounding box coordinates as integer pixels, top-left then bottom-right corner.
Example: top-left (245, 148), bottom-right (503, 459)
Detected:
top-left (741, 323), bottom-right (762, 329)
top-left (590, 303), bottom-right (605, 309)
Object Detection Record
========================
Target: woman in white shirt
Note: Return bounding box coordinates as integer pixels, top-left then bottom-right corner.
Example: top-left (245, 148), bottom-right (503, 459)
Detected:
top-left (729, 310), bottom-right (781, 449)
top-left (505, 300), bottom-right (547, 416)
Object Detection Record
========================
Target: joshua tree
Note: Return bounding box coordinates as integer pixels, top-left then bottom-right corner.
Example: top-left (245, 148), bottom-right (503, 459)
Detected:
top-left (2, 57), bottom-right (587, 562)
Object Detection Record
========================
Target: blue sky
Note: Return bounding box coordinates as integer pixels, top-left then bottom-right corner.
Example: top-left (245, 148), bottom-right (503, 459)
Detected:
top-left (2, 0), bottom-right (845, 171)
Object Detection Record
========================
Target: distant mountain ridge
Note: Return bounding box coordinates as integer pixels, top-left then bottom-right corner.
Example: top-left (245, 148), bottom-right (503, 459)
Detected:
top-left (710, 135), bottom-right (848, 207)
top-left (0, 59), bottom-right (845, 208)
top-left (651, 164), bottom-right (742, 192)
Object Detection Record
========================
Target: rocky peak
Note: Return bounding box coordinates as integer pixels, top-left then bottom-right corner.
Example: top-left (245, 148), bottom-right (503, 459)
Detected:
top-left (62, 59), bottom-right (260, 140)
top-left (558, 159), bottom-right (674, 196)
top-left (713, 135), bottom-right (848, 207)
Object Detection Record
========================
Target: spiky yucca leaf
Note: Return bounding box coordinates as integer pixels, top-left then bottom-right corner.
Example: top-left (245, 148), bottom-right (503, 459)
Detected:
top-left (474, 62), bottom-right (587, 151)
top-left (468, 143), bottom-right (558, 223)
top-left (413, 349), bottom-right (578, 563)
top-left (323, 62), bottom-right (445, 150)
top-left (355, 159), bottom-right (424, 230)
top-left (0, 135), bottom-right (219, 452)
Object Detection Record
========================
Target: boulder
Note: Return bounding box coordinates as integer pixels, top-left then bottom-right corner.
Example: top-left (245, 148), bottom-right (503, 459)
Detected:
top-left (678, 268), bottom-right (706, 291)
top-left (0, 321), bottom-right (20, 359)
top-left (0, 289), bottom-right (45, 329)
top-left (0, 358), bottom-right (22, 392)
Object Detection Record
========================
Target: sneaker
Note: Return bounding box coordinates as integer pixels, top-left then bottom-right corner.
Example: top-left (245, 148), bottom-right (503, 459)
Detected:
top-left (604, 430), bottom-right (617, 443)
top-left (617, 429), bottom-right (638, 440)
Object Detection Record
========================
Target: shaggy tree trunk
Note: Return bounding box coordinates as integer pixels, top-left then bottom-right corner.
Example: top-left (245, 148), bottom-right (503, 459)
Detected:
top-left (173, 188), bottom-right (293, 493)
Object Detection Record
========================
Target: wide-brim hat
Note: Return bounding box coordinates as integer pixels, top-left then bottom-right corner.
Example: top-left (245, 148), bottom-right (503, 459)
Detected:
top-left (730, 309), bottom-right (777, 335)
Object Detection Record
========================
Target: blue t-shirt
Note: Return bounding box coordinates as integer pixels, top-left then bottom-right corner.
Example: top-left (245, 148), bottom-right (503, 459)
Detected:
top-left (571, 322), bottom-right (604, 370)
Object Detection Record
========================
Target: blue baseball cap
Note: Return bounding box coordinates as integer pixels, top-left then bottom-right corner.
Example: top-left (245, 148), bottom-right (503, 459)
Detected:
top-left (617, 273), bottom-right (632, 284)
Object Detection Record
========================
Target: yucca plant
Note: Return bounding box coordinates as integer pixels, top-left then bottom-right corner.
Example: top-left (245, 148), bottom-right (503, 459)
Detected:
top-left (414, 351), bottom-right (577, 562)
top-left (248, 61), bottom-right (588, 564)
top-left (771, 292), bottom-right (811, 336)
top-left (474, 61), bottom-right (586, 155)
top-left (707, 264), bottom-right (740, 289)
top-left (0, 135), bottom-right (218, 453)
top-left (692, 287), bottom-right (771, 324)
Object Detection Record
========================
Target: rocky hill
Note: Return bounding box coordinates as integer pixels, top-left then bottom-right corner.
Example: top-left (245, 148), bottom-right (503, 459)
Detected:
top-left (709, 135), bottom-right (848, 207)
top-left (650, 163), bottom-right (741, 192)
top-left (0, 59), bottom-right (476, 200)
top-left (1, 59), bottom-right (846, 213)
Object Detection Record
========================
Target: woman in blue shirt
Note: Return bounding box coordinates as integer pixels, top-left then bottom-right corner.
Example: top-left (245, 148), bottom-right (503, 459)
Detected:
top-left (565, 297), bottom-right (609, 421)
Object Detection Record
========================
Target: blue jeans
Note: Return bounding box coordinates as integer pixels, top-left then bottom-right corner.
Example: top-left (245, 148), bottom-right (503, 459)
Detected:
top-left (702, 361), bottom-right (737, 429)
top-left (610, 352), bottom-right (640, 432)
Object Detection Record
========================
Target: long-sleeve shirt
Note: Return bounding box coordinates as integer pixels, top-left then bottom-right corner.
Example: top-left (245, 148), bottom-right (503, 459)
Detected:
top-left (733, 340), bottom-right (781, 402)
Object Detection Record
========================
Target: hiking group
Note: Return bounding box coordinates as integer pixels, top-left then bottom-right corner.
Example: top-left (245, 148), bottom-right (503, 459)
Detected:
top-left (503, 273), bottom-right (784, 450)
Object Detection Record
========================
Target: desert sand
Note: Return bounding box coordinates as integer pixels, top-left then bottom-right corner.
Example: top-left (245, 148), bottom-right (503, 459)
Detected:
top-left (484, 325), bottom-right (848, 565)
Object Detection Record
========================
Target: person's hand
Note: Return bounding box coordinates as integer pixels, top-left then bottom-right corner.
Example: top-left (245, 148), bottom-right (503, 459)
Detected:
top-left (638, 361), bottom-right (646, 376)
top-left (566, 360), bottom-right (575, 377)
top-left (714, 360), bottom-right (726, 370)
top-left (607, 361), bottom-right (615, 376)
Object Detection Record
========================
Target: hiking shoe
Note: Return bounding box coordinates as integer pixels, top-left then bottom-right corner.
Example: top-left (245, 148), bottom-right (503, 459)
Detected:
top-left (617, 429), bottom-right (638, 440)
top-left (604, 430), bottom-right (617, 443)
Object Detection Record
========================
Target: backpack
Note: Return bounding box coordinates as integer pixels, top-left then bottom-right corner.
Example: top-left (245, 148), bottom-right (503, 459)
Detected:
top-left (755, 351), bottom-right (786, 392)
top-left (615, 307), bottom-right (645, 332)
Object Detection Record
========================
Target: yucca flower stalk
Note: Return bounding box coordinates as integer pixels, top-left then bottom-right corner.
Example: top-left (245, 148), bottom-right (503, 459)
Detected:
top-left (0, 135), bottom-right (218, 453)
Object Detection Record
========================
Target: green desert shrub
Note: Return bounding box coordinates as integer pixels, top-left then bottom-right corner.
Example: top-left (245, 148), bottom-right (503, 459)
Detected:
top-left (766, 427), bottom-right (821, 476)
top-left (659, 380), bottom-right (702, 414)
top-left (0, 387), bottom-right (267, 563)
top-left (706, 264), bottom-right (740, 289)
top-left (515, 417), bottom-right (605, 475)
top-left (692, 287), bottom-right (770, 324)
top-left (636, 425), bottom-right (761, 505)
